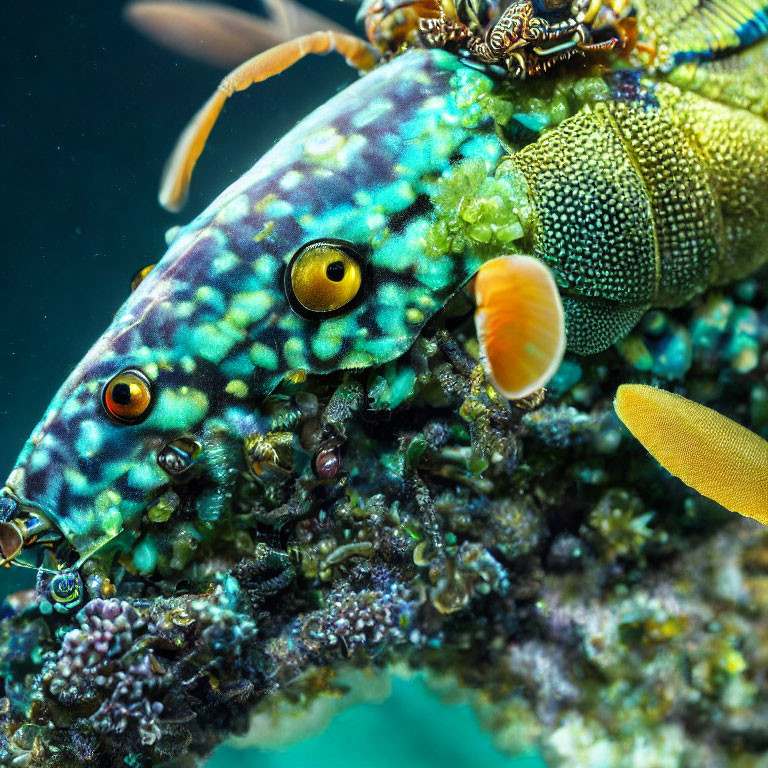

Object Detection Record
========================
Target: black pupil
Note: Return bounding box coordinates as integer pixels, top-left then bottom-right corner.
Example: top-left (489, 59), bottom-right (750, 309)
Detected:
top-left (326, 261), bottom-right (345, 282)
top-left (112, 382), bottom-right (133, 405)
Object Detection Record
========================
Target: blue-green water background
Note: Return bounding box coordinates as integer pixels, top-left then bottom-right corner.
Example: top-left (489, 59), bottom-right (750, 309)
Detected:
top-left (0, 2), bottom-right (546, 765)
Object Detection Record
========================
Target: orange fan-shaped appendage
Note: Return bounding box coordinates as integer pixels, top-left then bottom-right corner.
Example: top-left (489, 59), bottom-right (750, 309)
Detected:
top-left (615, 384), bottom-right (768, 523)
top-left (474, 255), bottom-right (566, 401)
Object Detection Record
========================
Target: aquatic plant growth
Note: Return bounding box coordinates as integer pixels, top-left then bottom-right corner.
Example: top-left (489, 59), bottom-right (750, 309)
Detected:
top-left (3, 0), bottom-right (768, 766)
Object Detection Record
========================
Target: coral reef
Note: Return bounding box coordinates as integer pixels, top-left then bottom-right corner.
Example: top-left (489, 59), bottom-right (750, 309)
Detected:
top-left (2, 271), bottom-right (768, 767)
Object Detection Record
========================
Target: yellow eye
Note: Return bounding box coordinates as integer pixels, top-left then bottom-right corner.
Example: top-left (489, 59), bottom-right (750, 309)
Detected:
top-left (287, 241), bottom-right (363, 317)
top-left (102, 369), bottom-right (153, 424)
top-left (130, 264), bottom-right (155, 293)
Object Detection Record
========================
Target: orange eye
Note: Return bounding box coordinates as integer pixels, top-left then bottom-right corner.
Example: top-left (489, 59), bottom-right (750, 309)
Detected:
top-left (286, 240), bottom-right (363, 318)
top-left (102, 369), bottom-right (153, 424)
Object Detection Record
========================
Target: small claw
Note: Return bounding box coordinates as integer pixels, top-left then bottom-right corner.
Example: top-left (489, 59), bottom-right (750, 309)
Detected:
top-left (506, 51), bottom-right (527, 76)
top-left (577, 37), bottom-right (618, 51)
top-left (0, 516), bottom-right (52, 567)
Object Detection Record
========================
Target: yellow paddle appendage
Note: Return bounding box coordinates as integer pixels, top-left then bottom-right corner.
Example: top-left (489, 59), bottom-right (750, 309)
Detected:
top-left (614, 384), bottom-right (768, 522)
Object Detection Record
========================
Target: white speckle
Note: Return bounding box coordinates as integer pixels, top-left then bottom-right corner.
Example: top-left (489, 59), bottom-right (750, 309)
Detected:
top-left (164, 225), bottom-right (182, 246)
top-left (216, 193), bottom-right (250, 225)
top-left (280, 170), bottom-right (303, 191)
top-left (351, 97), bottom-right (394, 129)
top-left (304, 127), bottom-right (345, 159)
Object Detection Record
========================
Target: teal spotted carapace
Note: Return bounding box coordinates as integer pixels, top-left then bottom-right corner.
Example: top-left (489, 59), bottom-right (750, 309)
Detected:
top-left (0, 50), bottom-right (534, 564)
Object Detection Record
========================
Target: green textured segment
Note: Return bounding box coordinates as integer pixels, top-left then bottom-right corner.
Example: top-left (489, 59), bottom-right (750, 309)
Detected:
top-left (513, 105), bottom-right (656, 305)
top-left (672, 83), bottom-right (768, 287)
top-left (604, 87), bottom-right (720, 304)
top-left (666, 38), bottom-right (768, 120)
top-left (563, 298), bottom-right (648, 355)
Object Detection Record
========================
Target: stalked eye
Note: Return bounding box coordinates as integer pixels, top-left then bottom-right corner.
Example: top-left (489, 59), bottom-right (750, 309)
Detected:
top-left (286, 240), bottom-right (363, 317)
top-left (49, 571), bottom-right (83, 608)
top-left (102, 369), bottom-right (153, 424)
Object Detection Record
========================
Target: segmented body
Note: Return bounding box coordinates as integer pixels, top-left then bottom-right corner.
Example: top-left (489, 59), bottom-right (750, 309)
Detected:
top-left (515, 50), bottom-right (768, 352)
top-left (2, 0), bottom-right (768, 567)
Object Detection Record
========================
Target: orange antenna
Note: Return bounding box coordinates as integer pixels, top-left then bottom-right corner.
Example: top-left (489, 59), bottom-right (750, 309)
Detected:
top-left (159, 31), bottom-right (377, 212)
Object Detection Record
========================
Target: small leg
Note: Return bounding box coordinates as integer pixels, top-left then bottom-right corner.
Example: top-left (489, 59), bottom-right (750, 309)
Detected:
top-left (159, 31), bottom-right (378, 212)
